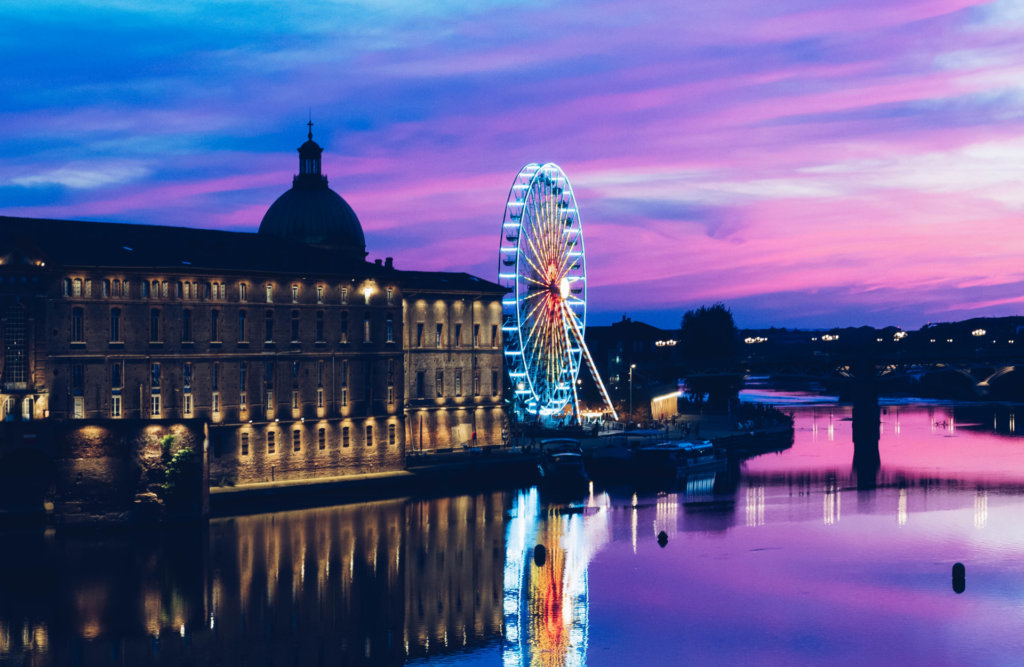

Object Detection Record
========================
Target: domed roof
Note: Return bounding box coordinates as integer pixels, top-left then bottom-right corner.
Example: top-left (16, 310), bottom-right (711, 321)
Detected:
top-left (258, 123), bottom-right (366, 255)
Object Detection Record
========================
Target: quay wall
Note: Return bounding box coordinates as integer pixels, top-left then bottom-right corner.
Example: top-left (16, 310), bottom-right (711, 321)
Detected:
top-left (0, 419), bottom-right (208, 526)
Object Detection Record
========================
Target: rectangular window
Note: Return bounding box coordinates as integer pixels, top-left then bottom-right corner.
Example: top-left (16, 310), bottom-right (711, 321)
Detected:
top-left (343, 426), bottom-right (350, 447)
top-left (366, 424), bottom-right (373, 447)
top-left (387, 287), bottom-right (393, 305)
top-left (238, 310), bottom-right (247, 342)
top-left (72, 307), bottom-right (84, 342)
top-left (436, 324), bottom-right (443, 348)
top-left (184, 362), bottom-right (192, 391)
top-left (293, 429), bottom-right (301, 451)
top-left (110, 308), bottom-right (121, 342)
top-left (266, 284), bottom-right (273, 303)
top-left (85, 279), bottom-right (92, 297)
top-left (151, 394), bottom-right (160, 418)
top-left (152, 363), bottom-right (160, 388)
top-left (241, 433), bottom-right (249, 456)
top-left (474, 373), bottom-right (481, 396)
top-left (341, 287), bottom-right (348, 304)
top-left (416, 371), bottom-right (425, 399)
top-left (364, 287), bottom-right (372, 305)
top-left (182, 309), bottom-right (192, 341)
top-left (474, 324), bottom-right (480, 347)
top-left (455, 369), bottom-right (462, 397)
top-left (175, 281), bottom-right (182, 299)
top-left (73, 396), bottom-right (85, 419)
top-left (416, 323), bottom-right (424, 347)
top-left (184, 394), bottom-right (193, 416)
top-left (436, 370), bottom-right (444, 398)
top-left (317, 360), bottom-right (324, 386)
top-left (151, 280), bottom-right (159, 298)
top-left (292, 390), bottom-right (299, 410)
top-left (316, 312), bottom-right (324, 342)
top-left (211, 309), bottom-right (220, 341)
top-left (317, 286), bottom-right (323, 304)
top-left (455, 324), bottom-right (462, 348)
top-left (111, 395), bottom-right (122, 418)
top-left (364, 313), bottom-right (371, 342)
top-left (386, 315), bottom-right (394, 343)
top-left (492, 324), bottom-right (498, 347)
top-left (265, 310), bottom-right (274, 342)
top-left (240, 283), bottom-right (247, 301)
top-left (205, 282), bottom-right (211, 299)
top-left (102, 279), bottom-right (110, 297)
top-left (212, 392), bottom-right (220, 413)
top-left (150, 309), bottom-right (160, 342)
top-left (389, 423), bottom-right (396, 445)
top-left (318, 428), bottom-right (326, 450)
top-left (141, 281), bottom-right (149, 298)
top-left (183, 282), bottom-right (190, 299)
top-left (268, 431), bottom-right (276, 454)
top-left (266, 391), bottom-right (274, 415)
top-left (492, 370), bottom-right (499, 396)
top-left (161, 281), bottom-right (168, 298)
top-left (292, 285), bottom-right (299, 303)
top-left (387, 385), bottom-right (394, 405)
top-left (340, 311), bottom-right (349, 343)
top-left (317, 387), bottom-right (324, 408)
top-left (111, 362), bottom-right (122, 389)
top-left (73, 278), bottom-right (82, 296)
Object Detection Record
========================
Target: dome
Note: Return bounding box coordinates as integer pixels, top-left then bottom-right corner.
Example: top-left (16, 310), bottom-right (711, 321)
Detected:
top-left (258, 123), bottom-right (367, 255)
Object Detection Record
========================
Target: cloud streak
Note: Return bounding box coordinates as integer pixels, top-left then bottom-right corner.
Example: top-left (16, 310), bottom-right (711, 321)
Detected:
top-left (2, 0), bottom-right (1024, 328)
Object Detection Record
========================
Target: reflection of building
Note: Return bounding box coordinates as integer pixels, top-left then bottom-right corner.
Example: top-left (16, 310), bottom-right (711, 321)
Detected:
top-left (0, 492), bottom-right (510, 665)
top-left (0, 127), bottom-right (506, 491)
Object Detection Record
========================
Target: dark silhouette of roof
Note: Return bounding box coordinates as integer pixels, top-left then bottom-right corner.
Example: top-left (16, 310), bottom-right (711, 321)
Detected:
top-left (392, 270), bottom-right (507, 294)
top-left (258, 124), bottom-right (366, 255)
top-left (0, 216), bottom-right (506, 294)
top-left (0, 215), bottom-right (384, 277)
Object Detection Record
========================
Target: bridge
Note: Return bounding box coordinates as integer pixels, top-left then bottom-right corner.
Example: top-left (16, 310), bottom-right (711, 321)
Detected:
top-left (675, 350), bottom-right (1024, 488)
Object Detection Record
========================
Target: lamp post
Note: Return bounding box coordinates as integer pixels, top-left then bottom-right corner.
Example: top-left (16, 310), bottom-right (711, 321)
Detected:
top-left (629, 364), bottom-right (636, 426)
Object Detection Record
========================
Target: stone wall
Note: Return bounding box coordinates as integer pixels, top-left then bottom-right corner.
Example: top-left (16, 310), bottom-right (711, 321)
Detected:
top-left (208, 417), bottom-right (405, 486)
top-left (0, 419), bottom-right (209, 525)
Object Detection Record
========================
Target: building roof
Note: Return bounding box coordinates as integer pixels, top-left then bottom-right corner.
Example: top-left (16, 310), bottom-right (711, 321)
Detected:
top-left (398, 270), bottom-right (507, 295)
top-left (0, 215), bottom-right (387, 277)
top-left (0, 216), bottom-right (507, 295)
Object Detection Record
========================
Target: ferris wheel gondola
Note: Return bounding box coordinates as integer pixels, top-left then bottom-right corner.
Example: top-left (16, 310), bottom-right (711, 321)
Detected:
top-left (498, 163), bottom-right (617, 421)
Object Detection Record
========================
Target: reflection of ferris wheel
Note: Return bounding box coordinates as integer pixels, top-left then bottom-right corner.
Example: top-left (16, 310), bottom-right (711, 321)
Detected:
top-left (498, 163), bottom-right (617, 420)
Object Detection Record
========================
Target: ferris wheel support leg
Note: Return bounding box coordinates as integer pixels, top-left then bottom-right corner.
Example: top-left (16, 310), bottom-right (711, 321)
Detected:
top-left (562, 302), bottom-right (619, 421)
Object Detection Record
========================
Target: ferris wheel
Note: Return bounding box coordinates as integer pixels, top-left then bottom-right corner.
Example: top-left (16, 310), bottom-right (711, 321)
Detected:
top-left (498, 163), bottom-right (617, 420)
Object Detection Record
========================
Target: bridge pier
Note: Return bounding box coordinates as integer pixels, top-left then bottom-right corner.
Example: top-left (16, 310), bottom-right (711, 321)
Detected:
top-left (851, 372), bottom-right (880, 490)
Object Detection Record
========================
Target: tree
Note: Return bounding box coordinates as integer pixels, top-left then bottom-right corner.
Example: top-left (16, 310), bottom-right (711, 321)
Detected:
top-left (680, 303), bottom-right (741, 408)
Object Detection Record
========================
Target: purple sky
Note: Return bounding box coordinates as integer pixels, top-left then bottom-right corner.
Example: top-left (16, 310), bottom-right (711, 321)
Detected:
top-left (4, 0), bottom-right (1024, 328)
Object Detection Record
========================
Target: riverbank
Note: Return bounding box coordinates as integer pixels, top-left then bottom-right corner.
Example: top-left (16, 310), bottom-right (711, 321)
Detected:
top-left (209, 421), bottom-right (793, 515)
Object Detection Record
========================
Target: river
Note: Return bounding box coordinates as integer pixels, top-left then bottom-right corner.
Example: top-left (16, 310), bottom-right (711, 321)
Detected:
top-left (3, 389), bottom-right (1024, 666)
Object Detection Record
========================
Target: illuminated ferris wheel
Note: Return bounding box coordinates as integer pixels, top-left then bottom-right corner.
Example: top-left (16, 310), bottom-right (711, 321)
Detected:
top-left (498, 163), bottom-right (617, 420)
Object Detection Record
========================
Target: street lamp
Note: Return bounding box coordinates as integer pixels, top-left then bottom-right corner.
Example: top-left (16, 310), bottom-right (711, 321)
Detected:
top-left (629, 364), bottom-right (636, 426)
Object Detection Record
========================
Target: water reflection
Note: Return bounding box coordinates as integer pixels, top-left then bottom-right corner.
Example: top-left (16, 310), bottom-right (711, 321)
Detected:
top-left (0, 493), bottom-right (509, 666)
top-left (5, 400), bottom-right (1024, 665)
top-left (503, 489), bottom-right (610, 667)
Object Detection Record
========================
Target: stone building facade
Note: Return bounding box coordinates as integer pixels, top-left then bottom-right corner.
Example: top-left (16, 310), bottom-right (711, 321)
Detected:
top-left (0, 129), bottom-right (505, 489)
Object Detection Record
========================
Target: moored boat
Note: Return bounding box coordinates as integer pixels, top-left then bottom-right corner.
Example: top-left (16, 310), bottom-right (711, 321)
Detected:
top-left (635, 440), bottom-right (720, 479)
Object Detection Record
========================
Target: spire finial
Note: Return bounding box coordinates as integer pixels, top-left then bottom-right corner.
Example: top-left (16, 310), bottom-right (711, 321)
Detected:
top-left (307, 116), bottom-right (313, 141)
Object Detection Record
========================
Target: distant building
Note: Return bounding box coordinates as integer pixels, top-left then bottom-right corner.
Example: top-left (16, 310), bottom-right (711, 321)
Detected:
top-left (583, 316), bottom-right (681, 404)
top-left (0, 127), bottom-right (505, 488)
